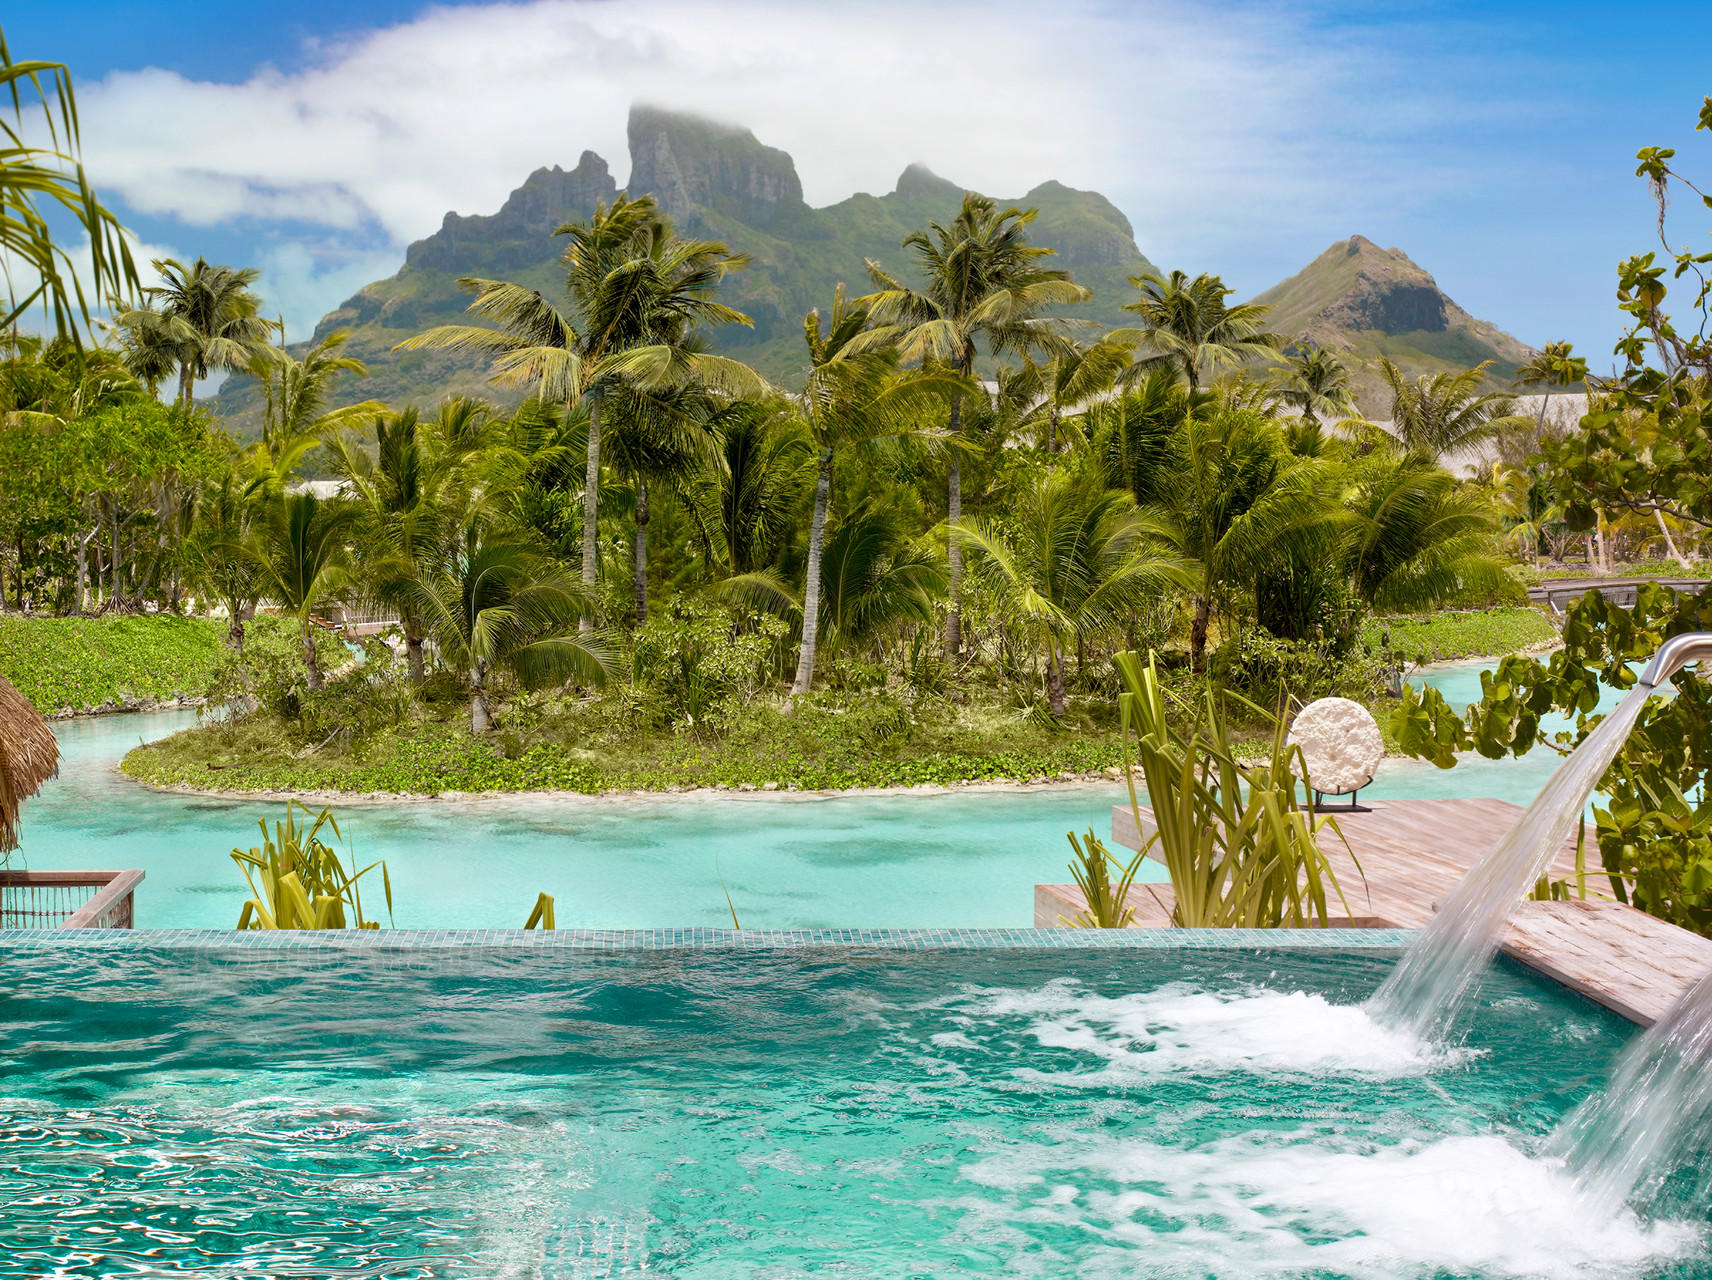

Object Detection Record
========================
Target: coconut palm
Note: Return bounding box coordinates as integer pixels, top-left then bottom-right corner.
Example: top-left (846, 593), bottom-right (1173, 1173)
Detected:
top-left (1343, 459), bottom-right (1509, 612)
top-left (255, 329), bottom-right (384, 469)
top-left (1149, 406), bottom-right (1327, 672)
top-left (958, 469), bottom-right (1186, 714)
top-left (329, 402), bottom-right (490, 682)
top-left (1376, 358), bottom-right (1529, 463)
top-left (255, 491), bottom-right (358, 691)
top-left (1110, 270), bottom-right (1280, 393)
top-left (790, 286), bottom-right (966, 695)
top-left (817, 507), bottom-right (944, 658)
top-left (413, 525), bottom-right (610, 733)
top-left (693, 398), bottom-right (813, 577)
top-left (1272, 342), bottom-right (1356, 434)
top-left (861, 193), bottom-right (1090, 657)
top-left (0, 30), bottom-right (138, 341)
top-left (183, 468), bottom-right (265, 652)
top-left (1012, 338), bottom-right (1135, 455)
top-left (396, 195), bottom-right (767, 626)
top-left (113, 258), bottom-right (272, 410)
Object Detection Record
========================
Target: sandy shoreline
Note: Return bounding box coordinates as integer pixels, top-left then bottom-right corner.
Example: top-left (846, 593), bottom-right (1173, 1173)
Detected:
top-left (119, 768), bottom-right (1132, 807)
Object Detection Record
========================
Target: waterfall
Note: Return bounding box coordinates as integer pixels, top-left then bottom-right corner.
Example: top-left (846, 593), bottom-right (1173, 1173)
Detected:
top-left (1550, 967), bottom-right (1712, 1210)
top-left (1366, 687), bottom-right (1651, 1041)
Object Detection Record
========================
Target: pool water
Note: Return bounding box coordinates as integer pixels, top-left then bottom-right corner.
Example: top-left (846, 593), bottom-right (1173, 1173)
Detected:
top-left (9, 659), bottom-right (1624, 930)
top-left (0, 943), bottom-right (1700, 1278)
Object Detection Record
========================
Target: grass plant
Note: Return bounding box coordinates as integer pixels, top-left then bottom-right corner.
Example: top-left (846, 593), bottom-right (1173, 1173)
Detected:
top-left (1115, 650), bottom-right (1355, 928)
top-left (232, 802), bottom-right (393, 929)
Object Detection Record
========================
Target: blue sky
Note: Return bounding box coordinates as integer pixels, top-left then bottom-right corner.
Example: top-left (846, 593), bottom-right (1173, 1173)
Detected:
top-left (16, 1), bottom-right (1712, 365)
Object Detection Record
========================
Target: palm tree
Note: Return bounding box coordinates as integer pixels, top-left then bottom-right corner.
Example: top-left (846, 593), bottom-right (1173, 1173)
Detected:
top-left (1376, 358), bottom-right (1528, 463)
top-left (1013, 339), bottom-right (1134, 455)
top-left (790, 286), bottom-right (965, 695)
top-left (1343, 459), bottom-right (1509, 613)
top-left (1272, 343), bottom-right (1356, 454)
top-left (329, 402), bottom-right (486, 682)
top-left (0, 30), bottom-right (138, 341)
top-left (817, 507), bottom-right (944, 659)
top-left (413, 525), bottom-right (610, 732)
top-left (1110, 270), bottom-right (1279, 393)
top-left (114, 258), bottom-right (272, 409)
top-left (255, 491), bottom-right (358, 691)
top-left (1150, 406), bottom-right (1326, 672)
top-left (255, 329), bottom-right (384, 467)
top-left (861, 193), bottom-right (1089, 657)
top-left (396, 195), bottom-right (767, 628)
top-left (182, 468), bottom-right (265, 652)
top-left (693, 398), bottom-right (813, 578)
top-left (958, 469), bottom-right (1185, 713)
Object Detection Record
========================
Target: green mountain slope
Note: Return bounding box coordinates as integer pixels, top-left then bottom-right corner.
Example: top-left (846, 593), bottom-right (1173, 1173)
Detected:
top-left (214, 106), bottom-right (1157, 427)
top-left (1249, 235), bottom-right (1535, 413)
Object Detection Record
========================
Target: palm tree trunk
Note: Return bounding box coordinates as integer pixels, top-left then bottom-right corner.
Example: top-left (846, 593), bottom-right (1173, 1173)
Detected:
top-left (1654, 510), bottom-right (1692, 571)
top-left (73, 529), bottom-right (91, 615)
top-left (404, 614), bottom-right (425, 684)
top-left (1190, 596), bottom-right (1211, 674)
top-left (581, 390), bottom-right (603, 638)
top-left (633, 475), bottom-right (649, 625)
top-left (109, 506), bottom-right (121, 606)
top-left (178, 362), bottom-right (195, 411)
top-left (470, 661), bottom-right (491, 733)
top-left (302, 617), bottom-right (323, 692)
top-left (1047, 645), bottom-right (1067, 715)
top-left (791, 450), bottom-right (832, 697)
top-left (944, 394), bottom-right (964, 660)
top-left (1047, 406), bottom-right (1058, 455)
top-left (227, 605), bottom-right (245, 653)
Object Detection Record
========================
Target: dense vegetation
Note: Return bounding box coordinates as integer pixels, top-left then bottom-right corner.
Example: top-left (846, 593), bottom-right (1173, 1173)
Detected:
top-left (0, 613), bottom-right (336, 714)
top-left (1390, 96), bottom-right (1712, 937)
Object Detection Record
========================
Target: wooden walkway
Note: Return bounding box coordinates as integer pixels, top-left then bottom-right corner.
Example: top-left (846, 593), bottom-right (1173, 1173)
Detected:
top-left (1527, 575), bottom-right (1706, 615)
top-left (1034, 798), bottom-right (1712, 1026)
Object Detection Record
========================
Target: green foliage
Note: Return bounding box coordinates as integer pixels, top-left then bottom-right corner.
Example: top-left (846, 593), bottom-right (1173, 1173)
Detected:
top-left (0, 613), bottom-right (317, 713)
top-left (1211, 628), bottom-right (1395, 706)
top-left (1115, 650), bottom-right (1353, 928)
top-left (1362, 606), bottom-right (1557, 664)
top-left (1386, 583), bottom-right (1712, 934)
top-left (523, 892), bottom-right (556, 929)
top-left (231, 802), bottom-right (393, 930)
top-left (1061, 828), bottom-right (1149, 928)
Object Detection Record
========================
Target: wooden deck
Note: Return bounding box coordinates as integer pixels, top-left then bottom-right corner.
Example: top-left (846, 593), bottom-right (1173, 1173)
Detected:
top-left (1033, 798), bottom-right (1712, 1027)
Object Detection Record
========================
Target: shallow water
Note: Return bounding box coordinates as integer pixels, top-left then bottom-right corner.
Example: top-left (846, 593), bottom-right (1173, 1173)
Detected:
top-left (6, 659), bottom-right (1622, 929)
top-left (0, 945), bottom-right (1698, 1279)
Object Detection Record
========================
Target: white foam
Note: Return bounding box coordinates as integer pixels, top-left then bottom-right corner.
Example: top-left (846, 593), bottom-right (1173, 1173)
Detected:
top-left (958, 1131), bottom-right (1700, 1279)
top-left (956, 979), bottom-right (1464, 1079)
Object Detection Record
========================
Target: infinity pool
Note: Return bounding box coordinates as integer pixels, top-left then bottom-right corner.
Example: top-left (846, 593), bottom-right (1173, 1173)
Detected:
top-left (0, 938), bottom-right (1698, 1279)
top-left (9, 660), bottom-right (1622, 929)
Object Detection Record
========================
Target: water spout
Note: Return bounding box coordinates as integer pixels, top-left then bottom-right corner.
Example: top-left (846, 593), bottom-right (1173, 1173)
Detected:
top-left (1367, 633), bottom-right (1712, 1042)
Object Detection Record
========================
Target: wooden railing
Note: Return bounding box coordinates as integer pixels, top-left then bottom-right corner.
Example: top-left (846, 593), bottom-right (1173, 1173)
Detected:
top-left (0, 869), bottom-right (144, 929)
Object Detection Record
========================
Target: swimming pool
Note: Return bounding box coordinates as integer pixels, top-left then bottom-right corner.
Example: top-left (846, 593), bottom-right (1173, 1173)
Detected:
top-left (10, 659), bottom-right (1608, 930)
top-left (0, 934), bottom-right (1697, 1279)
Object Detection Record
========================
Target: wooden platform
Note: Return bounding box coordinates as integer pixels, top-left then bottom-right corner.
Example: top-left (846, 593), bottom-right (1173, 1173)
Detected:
top-left (1032, 797), bottom-right (1712, 1027)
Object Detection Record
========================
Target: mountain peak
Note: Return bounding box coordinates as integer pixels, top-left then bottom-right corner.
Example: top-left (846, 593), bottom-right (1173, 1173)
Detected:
top-left (626, 104), bottom-right (804, 227)
top-left (1252, 237), bottom-right (1534, 410)
top-left (894, 163), bottom-right (962, 203)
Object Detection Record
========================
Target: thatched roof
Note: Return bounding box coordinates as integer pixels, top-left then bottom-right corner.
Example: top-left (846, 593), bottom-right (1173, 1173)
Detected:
top-left (0, 674), bottom-right (58, 853)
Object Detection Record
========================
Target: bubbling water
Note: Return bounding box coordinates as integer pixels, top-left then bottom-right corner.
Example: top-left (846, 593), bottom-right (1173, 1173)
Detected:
top-left (1367, 687), bottom-right (1650, 1041)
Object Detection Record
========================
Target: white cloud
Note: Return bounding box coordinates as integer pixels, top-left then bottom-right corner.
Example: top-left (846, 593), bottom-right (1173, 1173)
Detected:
top-left (70, 0), bottom-right (1543, 338)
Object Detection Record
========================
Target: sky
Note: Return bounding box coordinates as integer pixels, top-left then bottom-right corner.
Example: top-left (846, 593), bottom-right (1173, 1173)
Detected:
top-left (12, 0), bottom-right (1712, 367)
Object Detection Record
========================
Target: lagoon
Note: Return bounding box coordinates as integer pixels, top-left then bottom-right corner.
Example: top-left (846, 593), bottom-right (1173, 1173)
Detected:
top-left (9, 660), bottom-right (1621, 929)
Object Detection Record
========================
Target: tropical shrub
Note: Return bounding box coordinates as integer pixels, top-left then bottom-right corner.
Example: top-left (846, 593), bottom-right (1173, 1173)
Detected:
top-left (1061, 828), bottom-right (1150, 928)
top-left (1116, 650), bottom-right (1353, 927)
top-left (232, 803), bottom-right (392, 930)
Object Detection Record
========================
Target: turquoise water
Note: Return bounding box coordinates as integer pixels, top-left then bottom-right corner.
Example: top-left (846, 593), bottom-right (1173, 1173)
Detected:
top-left (8, 660), bottom-right (1612, 929)
top-left (0, 944), bottom-right (1700, 1278)
top-left (17, 711), bottom-right (1155, 930)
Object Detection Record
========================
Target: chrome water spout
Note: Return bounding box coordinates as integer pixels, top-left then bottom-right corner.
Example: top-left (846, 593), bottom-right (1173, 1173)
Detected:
top-left (1638, 632), bottom-right (1712, 688)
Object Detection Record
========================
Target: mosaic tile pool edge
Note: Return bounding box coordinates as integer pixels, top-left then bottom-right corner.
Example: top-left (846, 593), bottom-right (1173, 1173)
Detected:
top-left (0, 926), bottom-right (1417, 951)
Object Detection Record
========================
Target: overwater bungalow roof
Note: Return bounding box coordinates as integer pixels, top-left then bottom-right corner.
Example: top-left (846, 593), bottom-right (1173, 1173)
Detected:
top-left (0, 675), bottom-right (58, 853)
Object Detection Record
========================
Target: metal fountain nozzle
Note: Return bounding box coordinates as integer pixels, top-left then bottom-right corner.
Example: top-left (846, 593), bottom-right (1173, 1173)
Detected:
top-left (1638, 632), bottom-right (1712, 688)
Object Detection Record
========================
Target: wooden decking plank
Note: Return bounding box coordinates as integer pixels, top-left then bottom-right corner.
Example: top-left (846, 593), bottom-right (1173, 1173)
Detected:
top-left (1037, 796), bottom-right (1711, 1027)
